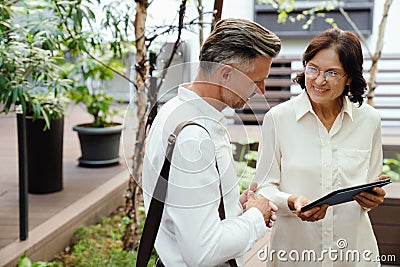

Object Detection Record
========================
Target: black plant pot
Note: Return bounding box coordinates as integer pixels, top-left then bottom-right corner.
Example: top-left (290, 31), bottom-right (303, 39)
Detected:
top-left (73, 123), bottom-right (123, 167)
top-left (17, 115), bottom-right (64, 194)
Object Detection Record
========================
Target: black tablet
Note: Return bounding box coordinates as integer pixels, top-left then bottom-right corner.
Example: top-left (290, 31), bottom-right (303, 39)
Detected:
top-left (301, 179), bottom-right (392, 212)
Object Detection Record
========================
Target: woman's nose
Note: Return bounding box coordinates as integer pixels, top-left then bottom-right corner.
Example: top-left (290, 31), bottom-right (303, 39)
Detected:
top-left (314, 72), bottom-right (327, 85)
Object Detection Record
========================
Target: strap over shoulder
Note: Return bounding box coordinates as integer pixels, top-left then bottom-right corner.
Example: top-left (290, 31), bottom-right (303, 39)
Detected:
top-left (137, 120), bottom-right (238, 267)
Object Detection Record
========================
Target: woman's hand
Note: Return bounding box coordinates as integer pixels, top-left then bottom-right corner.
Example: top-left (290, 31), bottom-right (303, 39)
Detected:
top-left (288, 195), bottom-right (329, 222)
top-left (353, 175), bottom-right (388, 209)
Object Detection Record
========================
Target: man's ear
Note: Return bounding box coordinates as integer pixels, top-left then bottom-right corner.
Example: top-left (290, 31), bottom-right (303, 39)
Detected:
top-left (219, 65), bottom-right (233, 84)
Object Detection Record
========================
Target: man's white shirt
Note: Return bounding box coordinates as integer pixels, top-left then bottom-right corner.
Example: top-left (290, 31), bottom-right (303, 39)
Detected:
top-left (142, 86), bottom-right (267, 266)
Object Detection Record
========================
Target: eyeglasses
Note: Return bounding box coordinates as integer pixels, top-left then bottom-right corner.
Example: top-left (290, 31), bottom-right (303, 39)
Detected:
top-left (305, 65), bottom-right (346, 81)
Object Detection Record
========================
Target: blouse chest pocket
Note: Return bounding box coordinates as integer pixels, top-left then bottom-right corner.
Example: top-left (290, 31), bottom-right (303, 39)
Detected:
top-left (336, 148), bottom-right (371, 184)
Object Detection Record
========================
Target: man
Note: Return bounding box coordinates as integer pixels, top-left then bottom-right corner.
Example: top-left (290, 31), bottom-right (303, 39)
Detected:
top-left (142, 18), bottom-right (281, 266)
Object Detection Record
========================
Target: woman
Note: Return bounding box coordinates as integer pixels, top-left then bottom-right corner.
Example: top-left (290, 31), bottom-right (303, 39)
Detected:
top-left (255, 28), bottom-right (387, 266)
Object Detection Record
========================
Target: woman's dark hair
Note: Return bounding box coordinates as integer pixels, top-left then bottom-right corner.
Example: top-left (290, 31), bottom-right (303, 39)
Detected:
top-left (293, 28), bottom-right (366, 106)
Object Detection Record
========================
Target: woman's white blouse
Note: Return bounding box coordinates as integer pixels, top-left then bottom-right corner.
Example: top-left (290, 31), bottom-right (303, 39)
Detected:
top-left (255, 91), bottom-right (383, 267)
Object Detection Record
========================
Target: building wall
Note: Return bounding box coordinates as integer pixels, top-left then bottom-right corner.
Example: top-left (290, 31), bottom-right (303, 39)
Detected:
top-left (111, 0), bottom-right (400, 118)
top-left (144, 0), bottom-right (398, 69)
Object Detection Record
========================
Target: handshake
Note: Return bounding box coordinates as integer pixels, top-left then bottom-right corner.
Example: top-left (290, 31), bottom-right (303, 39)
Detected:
top-left (240, 182), bottom-right (277, 227)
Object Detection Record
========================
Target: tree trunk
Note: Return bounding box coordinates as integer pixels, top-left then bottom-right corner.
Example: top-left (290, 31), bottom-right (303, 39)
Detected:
top-left (196, 0), bottom-right (204, 45)
top-left (122, 0), bottom-right (190, 253)
top-left (367, 0), bottom-right (393, 106)
top-left (123, 0), bottom-right (149, 252)
top-left (211, 0), bottom-right (223, 31)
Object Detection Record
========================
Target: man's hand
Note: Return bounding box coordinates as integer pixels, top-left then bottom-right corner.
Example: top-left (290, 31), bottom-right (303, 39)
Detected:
top-left (288, 195), bottom-right (329, 222)
top-left (246, 193), bottom-right (278, 228)
top-left (353, 175), bottom-right (388, 209)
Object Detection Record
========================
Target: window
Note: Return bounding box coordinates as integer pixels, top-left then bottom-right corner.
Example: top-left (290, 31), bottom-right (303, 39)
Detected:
top-left (254, 0), bottom-right (374, 38)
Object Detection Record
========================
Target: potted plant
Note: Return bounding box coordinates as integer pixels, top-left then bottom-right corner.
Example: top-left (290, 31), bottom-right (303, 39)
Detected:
top-left (0, 1), bottom-right (71, 193)
top-left (64, 51), bottom-right (126, 167)
top-left (19, 92), bottom-right (69, 194)
top-left (43, 0), bottom-right (136, 167)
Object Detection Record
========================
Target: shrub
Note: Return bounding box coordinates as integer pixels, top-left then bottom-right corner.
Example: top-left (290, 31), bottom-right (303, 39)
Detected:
top-left (382, 154), bottom-right (400, 182)
top-left (19, 209), bottom-right (157, 267)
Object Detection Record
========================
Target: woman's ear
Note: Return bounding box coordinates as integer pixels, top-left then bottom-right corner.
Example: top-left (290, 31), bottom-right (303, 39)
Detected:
top-left (346, 77), bottom-right (352, 86)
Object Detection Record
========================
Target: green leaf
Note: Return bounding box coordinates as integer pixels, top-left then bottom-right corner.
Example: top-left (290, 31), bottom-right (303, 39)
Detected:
top-left (31, 262), bottom-right (50, 267)
top-left (17, 253), bottom-right (32, 267)
top-left (382, 165), bottom-right (391, 172)
top-left (325, 18), bottom-right (335, 24)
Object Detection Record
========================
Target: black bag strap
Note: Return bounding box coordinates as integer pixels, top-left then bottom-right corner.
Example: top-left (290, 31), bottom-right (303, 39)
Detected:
top-left (137, 121), bottom-right (238, 267)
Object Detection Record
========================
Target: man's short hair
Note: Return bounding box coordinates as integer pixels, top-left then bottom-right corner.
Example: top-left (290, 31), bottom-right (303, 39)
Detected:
top-left (199, 18), bottom-right (281, 74)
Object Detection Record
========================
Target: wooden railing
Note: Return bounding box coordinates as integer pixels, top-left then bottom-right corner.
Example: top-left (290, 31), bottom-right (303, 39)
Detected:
top-left (233, 56), bottom-right (400, 125)
top-left (369, 182), bottom-right (400, 265)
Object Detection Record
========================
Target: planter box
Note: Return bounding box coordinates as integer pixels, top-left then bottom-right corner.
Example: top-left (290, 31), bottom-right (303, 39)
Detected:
top-left (369, 182), bottom-right (400, 265)
top-left (17, 115), bottom-right (64, 194)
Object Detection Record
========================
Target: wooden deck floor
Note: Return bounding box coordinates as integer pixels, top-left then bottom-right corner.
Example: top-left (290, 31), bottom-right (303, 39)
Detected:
top-left (0, 106), bottom-right (129, 266)
top-left (0, 105), bottom-right (399, 267)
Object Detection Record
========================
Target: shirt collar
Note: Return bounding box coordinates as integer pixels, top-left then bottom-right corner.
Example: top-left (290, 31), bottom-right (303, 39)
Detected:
top-left (177, 86), bottom-right (227, 124)
top-left (342, 95), bottom-right (354, 122)
top-left (293, 90), bottom-right (313, 121)
top-left (293, 90), bottom-right (354, 122)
